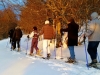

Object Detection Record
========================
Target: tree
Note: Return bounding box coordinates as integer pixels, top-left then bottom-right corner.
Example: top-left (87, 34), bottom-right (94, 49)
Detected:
top-left (45, 0), bottom-right (100, 26)
top-left (18, 0), bottom-right (47, 33)
top-left (0, 8), bottom-right (17, 40)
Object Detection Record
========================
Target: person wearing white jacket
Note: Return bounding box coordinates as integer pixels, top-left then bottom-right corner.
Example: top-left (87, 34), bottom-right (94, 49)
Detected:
top-left (85, 12), bottom-right (100, 68)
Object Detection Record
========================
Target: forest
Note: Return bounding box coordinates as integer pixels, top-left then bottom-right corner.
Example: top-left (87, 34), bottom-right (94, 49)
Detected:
top-left (0, 0), bottom-right (100, 40)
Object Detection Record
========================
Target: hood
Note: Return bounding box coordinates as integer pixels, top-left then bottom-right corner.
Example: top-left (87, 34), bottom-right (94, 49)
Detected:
top-left (91, 12), bottom-right (98, 19)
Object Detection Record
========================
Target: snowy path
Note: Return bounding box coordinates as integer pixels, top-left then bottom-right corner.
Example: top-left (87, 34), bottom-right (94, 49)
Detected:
top-left (0, 38), bottom-right (100, 75)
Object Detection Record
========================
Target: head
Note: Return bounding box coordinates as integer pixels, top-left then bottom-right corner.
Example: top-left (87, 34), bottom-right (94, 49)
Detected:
top-left (91, 12), bottom-right (98, 20)
top-left (68, 17), bottom-right (75, 23)
top-left (48, 18), bottom-right (53, 25)
top-left (33, 26), bottom-right (37, 30)
top-left (45, 20), bottom-right (49, 25)
top-left (15, 26), bottom-right (20, 29)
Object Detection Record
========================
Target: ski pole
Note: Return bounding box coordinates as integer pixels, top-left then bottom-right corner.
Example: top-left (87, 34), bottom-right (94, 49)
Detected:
top-left (97, 52), bottom-right (100, 63)
top-left (61, 40), bottom-right (63, 59)
top-left (26, 38), bottom-right (29, 55)
top-left (84, 36), bottom-right (89, 69)
top-left (54, 39), bottom-right (56, 59)
top-left (6, 38), bottom-right (10, 48)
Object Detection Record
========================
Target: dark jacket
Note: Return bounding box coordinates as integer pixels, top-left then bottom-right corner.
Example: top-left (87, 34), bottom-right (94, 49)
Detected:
top-left (8, 29), bottom-right (15, 38)
top-left (13, 28), bottom-right (23, 40)
top-left (62, 21), bottom-right (79, 46)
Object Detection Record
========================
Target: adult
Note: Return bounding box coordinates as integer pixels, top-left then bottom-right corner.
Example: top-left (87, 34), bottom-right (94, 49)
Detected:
top-left (12, 26), bottom-right (23, 51)
top-left (62, 17), bottom-right (79, 63)
top-left (85, 12), bottom-right (100, 68)
top-left (40, 19), bottom-right (55, 59)
top-left (8, 28), bottom-right (15, 49)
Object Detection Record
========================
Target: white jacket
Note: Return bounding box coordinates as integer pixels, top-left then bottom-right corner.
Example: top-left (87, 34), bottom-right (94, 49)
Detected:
top-left (85, 13), bottom-right (100, 41)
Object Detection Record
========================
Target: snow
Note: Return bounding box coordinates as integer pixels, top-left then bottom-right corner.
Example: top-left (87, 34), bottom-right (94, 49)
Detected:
top-left (0, 35), bottom-right (100, 75)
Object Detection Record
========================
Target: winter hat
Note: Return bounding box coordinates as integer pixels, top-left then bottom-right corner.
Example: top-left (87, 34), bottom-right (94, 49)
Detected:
top-left (91, 12), bottom-right (98, 19)
top-left (45, 20), bottom-right (49, 24)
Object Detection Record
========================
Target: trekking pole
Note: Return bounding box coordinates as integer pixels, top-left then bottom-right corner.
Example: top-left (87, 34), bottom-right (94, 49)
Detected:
top-left (26, 38), bottom-right (29, 55)
top-left (97, 52), bottom-right (100, 63)
top-left (84, 35), bottom-right (89, 69)
top-left (6, 38), bottom-right (10, 48)
top-left (61, 38), bottom-right (63, 59)
top-left (54, 39), bottom-right (56, 59)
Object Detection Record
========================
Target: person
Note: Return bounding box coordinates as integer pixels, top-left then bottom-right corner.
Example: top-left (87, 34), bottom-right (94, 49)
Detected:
top-left (60, 23), bottom-right (68, 48)
top-left (85, 12), bottom-right (100, 68)
top-left (12, 26), bottom-right (23, 51)
top-left (40, 19), bottom-right (55, 59)
top-left (8, 28), bottom-right (15, 49)
top-left (27, 26), bottom-right (41, 56)
top-left (62, 17), bottom-right (79, 63)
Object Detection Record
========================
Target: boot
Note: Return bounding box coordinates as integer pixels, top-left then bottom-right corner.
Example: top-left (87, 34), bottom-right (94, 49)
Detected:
top-left (65, 57), bottom-right (76, 63)
top-left (29, 53), bottom-right (34, 56)
top-left (36, 50), bottom-right (42, 56)
top-left (88, 59), bottom-right (98, 68)
top-left (47, 53), bottom-right (50, 59)
top-left (17, 48), bottom-right (20, 52)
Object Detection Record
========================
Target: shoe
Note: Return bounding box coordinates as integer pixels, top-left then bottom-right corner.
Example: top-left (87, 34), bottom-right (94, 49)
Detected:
top-left (17, 48), bottom-right (20, 52)
top-left (42, 57), bottom-right (46, 59)
top-left (36, 50), bottom-right (42, 56)
top-left (47, 53), bottom-right (50, 59)
top-left (12, 46), bottom-right (16, 50)
top-left (88, 59), bottom-right (98, 68)
top-left (29, 53), bottom-right (34, 56)
top-left (65, 57), bottom-right (76, 63)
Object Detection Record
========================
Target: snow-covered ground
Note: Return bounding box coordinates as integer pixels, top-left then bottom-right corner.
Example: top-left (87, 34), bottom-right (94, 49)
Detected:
top-left (0, 35), bottom-right (100, 75)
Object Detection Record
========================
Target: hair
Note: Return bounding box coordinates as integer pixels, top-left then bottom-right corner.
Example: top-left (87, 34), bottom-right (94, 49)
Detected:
top-left (48, 18), bottom-right (53, 25)
top-left (68, 17), bottom-right (75, 23)
top-left (33, 26), bottom-right (37, 30)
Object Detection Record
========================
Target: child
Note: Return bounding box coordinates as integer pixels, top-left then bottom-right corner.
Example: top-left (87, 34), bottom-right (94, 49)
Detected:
top-left (27, 26), bottom-right (41, 56)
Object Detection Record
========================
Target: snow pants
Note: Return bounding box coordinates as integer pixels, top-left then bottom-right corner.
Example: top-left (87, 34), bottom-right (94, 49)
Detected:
top-left (43, 39), bottom-right (50, 58)
top-left (30, 38), bottom-right (39, 54)
top-left (87, 41), bottom-right (100, 61)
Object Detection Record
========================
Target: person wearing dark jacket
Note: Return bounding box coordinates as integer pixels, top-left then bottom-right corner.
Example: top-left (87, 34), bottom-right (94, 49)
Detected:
top-left (8, 28), bottom-right (15, 49)
top-left (12, 26), bottom-right (23, 51)
top-left (62, 18), bottom-right (79, 63)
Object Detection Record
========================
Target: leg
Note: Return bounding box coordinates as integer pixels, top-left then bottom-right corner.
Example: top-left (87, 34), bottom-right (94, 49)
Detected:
top-left (34, 39), bottom-right (39, 53)
top-left (17, 39), bottom-right (20, 51)
top-left (13, 39), bottom-right (16, 50)
top-left (87, 41), bottom-right (99, 61)
top-left (68, 46), bottom-right (75, 59)
top-left (43, 40), bottom-right (48, 58)
top-left (30, 39), bottom-right (35, 54)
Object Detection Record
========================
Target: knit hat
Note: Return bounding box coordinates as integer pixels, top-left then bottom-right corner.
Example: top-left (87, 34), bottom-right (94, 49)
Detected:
top-left (45, 20), bottom-right (49, 24)
top-left (91, 12), bottom-right (98, 19)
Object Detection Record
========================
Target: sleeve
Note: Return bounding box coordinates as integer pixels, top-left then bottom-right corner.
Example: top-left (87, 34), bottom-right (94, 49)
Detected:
top-left (39, 27), bottom-right (44, 35)
top-left (85, 22), bottom-right (95, 37)
top-left (29, 31), bottom-right (34, 38)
